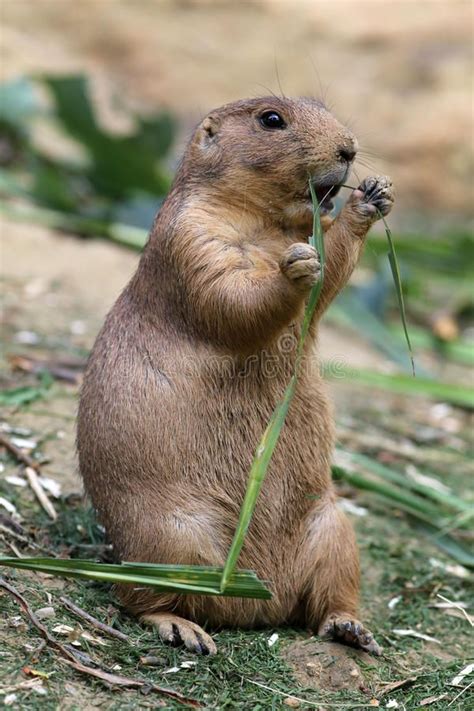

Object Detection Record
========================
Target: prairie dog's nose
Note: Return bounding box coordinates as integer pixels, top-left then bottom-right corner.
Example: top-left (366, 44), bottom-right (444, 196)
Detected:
top-left (337, 137), bottom-right (358, 164)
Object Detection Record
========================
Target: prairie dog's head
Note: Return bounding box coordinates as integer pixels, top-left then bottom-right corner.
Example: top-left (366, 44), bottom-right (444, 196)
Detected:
top-left (187, 96), bottom-right (357, 216)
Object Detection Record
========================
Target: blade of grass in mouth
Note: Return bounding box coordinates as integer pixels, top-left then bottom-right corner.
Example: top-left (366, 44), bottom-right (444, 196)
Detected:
top-left (219, 179), bottom-right (326, 591)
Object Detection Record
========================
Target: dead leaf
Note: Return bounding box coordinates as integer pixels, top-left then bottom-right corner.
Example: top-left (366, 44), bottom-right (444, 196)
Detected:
top-left (418, 694), bottom-right (448, 707)
top-left (378, 677), bottom-right (417, 697)
top-left (392, 629), bottom-right (440, 644)
top-left (61, 658), bottom-right (202, 707)
top-left (22, 666), bottom-right (52, 679)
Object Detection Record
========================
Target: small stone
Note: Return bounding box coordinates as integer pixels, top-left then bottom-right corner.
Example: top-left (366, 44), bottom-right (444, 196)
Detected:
top-left (70, 320), bottom-right (86, 335)
top-left (306, 662), bottom-right (317, 677)
top-left (284, 698), bottom-right (300, 708)
top-left (350, 668), bottom-right (359, 677)
top-left (35, 606), bottom-right (55, 620)
top-left (14, 330), bottom-right (40, 345)
top-left (140, 655), bottom-right (166, 667)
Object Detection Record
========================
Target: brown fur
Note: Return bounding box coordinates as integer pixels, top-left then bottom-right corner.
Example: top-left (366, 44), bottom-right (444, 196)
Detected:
top-left (77, 97), bottom-right (394, 654)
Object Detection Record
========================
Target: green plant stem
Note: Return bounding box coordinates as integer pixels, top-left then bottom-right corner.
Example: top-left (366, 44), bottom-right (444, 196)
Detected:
top-left (380, 211), bottom-right (415, 375)
top-left (219, 180), bottom-right (326, 592)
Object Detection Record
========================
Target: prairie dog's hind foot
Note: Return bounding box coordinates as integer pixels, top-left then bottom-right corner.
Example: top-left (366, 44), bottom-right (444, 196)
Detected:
top-left (318, 613), bottom-right (382, 656)
top-left (142, 612), bottom-right (217, 655)
top-left (350, 175), bottom-right (394, 220)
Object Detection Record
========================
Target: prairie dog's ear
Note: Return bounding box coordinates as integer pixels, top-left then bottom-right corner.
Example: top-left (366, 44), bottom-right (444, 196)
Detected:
top-left (195, 114), bottom-right (220, 148)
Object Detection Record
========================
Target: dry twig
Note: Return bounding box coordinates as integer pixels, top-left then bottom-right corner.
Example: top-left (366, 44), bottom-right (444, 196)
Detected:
top-left (0, 513), bottom-right (56, 555)
top-left (0, 576), bottom-right (201, 707)
top-left (8, 354), bottom-right (85, 384)
top-left (24, 467), bottom-right (57, 520)
top-left (60, 595), bottom-right (130, 642)
top-left (0, 433), bottom-right (41, 471)
top-left (436, 593), bottom-right (473, 627)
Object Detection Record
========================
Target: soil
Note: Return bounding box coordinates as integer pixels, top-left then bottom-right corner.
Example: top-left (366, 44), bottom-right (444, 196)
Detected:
top-left (282, 639), bottom-right (378, 692)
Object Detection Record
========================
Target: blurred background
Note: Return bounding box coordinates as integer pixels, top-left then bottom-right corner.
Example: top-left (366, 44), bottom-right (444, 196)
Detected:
top-left (0, 2), bottom-right (473, 707)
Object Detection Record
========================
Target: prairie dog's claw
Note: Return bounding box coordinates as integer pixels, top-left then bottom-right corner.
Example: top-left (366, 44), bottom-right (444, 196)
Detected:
top-left (350, 175), bottom-right (394, 219)
top-left (141, 612), bottom-right (217, 655)
top-left (318, 613), bottom-right (382, 656)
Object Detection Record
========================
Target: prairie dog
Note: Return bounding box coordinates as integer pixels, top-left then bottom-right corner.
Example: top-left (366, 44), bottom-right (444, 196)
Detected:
top-left (77, 97), bottom-right (394, 655)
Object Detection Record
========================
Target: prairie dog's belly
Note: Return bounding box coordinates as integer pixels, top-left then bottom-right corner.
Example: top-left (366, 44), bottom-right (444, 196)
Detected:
top-left (79, 331), bottom-right (334, 549)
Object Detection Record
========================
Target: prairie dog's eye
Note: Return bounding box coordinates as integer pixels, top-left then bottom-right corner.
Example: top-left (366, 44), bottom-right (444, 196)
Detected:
top-left (259, 110), bottom-right (286, 130)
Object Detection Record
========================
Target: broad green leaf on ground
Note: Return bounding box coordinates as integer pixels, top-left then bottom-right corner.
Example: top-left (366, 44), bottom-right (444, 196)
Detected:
top-left (0, 558), bottom-right (271, 599)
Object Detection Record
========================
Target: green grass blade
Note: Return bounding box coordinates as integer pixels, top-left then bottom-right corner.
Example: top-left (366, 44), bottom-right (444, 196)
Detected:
top-left (0, 558), bottom-right (272, 599)
top-left (219, 377), bottom-right (296, 592)
top-left (338, 449), bottom-right (471, 514)
top-left (422, 526), bottom-right (474, 568)
top-left (332, 466), bottom-right (474, 568)
top-left (331, 465), bottom-right (444, 523)
top-left (219, 180), bottom-right (325, 592)
top-left (388, 323), bottom-right (474, 366)
top-left (323, 363), bottom-right (474, 408)
top-left (379, 211), bottom-right (415, 376)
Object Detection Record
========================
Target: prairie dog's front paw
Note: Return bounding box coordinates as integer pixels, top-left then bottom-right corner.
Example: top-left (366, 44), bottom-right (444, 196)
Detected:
top-left (349, 175), bottom-right (394, 220)
top-left (279, 243), bottom-right (320, 289)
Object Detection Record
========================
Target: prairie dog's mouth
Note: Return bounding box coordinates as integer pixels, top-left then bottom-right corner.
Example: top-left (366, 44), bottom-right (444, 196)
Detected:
top-left (311, 182), bottom-right (343, 214)
top-left (315, 183), bottom-right (342, 208)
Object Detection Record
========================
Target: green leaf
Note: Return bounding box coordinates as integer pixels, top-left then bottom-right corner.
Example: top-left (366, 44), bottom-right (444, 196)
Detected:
top-left (332, 465), bottom-right (474, 568)
top-left (378, 212), bottom-right (415, 375)
top-left (42, 75), bottom-right (171, 198)
top-left (0, 373), bottom-right (52, 407)
top-left (30, 161), bottom-right (78, 212)
top-left (337, 449), bottom-right (471, 514)
top-left (332, 465), bottom-right (443, 523)
top-left (0, 77), bottom-right (39, 127)
top-left (0, 557), bottom-right (272, 599)
top-left (137, 113), bottom-right (175, 159)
